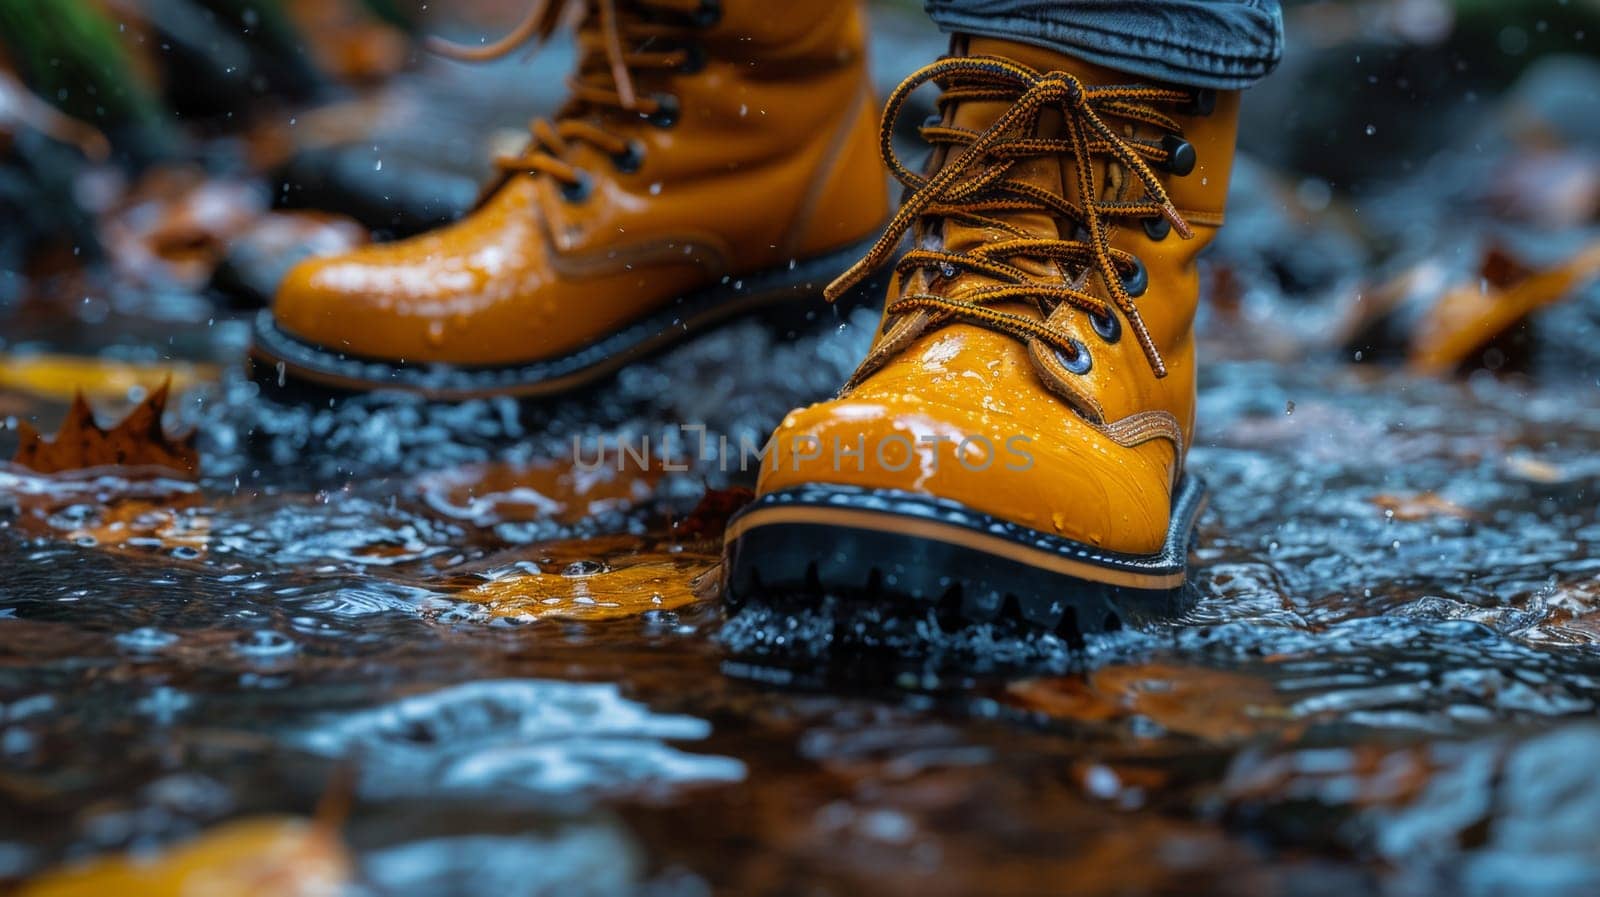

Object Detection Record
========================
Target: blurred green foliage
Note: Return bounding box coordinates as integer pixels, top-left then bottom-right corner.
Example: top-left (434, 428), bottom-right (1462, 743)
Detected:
top-left (0, 0), bottom-right (169, 145)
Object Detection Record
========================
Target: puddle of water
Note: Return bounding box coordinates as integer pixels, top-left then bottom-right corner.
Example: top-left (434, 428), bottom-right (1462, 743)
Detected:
top-left (6, 343), bottom-right (1600, 896)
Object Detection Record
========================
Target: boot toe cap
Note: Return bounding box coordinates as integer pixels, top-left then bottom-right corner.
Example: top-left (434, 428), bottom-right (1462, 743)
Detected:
top-left (268, 178), bottom-right (549, 364)
top-left (271, 242), bottom-right (464, 359)
top-left (756, 394), bottom-right (1179, 557)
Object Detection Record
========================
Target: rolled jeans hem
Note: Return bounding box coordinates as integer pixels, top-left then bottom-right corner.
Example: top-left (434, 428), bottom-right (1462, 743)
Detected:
top-left (924, 4), bottom-right (1284, 90)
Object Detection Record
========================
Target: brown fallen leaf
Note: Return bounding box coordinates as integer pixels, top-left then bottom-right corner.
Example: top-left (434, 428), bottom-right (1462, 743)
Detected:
top-left (65, 497), bottom-right (210, 556)
top-left (3, 451), bottom-right (209, 558)
top-left (1371, 492), bottom-right (1476, 522)
top-left (1008, 662), bottom-right (1291, 743)
top-left (17, 816), bottom-right (350, 897)
top-left (12, 382), bottom-right (198, 478)
top-left (100, 166), bottom-right (269, 287)
top-left (1408, 239), bottom-right (1600, 376)
top-left (287, 0), bottom-right (411, 84)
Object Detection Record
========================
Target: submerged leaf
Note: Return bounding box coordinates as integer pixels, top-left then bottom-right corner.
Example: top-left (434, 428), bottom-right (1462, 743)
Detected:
top-left (18, 816), bottom-right (349, 897)
top-left (1009, 663), bottom-right (1291, 743)
top-left (458, 541), bottom-right (715, 622)
top-left (1371, 492), bottom-right (1477, 522)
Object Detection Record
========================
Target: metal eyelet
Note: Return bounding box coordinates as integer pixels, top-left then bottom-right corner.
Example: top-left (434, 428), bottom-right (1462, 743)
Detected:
top-left (692, 0), bottom-right (721, 28)
top-left (1182, 89), bottom-right (1217, 116)
top-left (647, 93), bottom-right (680, 128)
top-left (1121, 257), bottom-right (1148, 298)
top-left (560, 171), bottom-right (594, 203)
top-left (1056, 338), bottom-right (1092, 375)
top-left (611, 140), bottom-right (645, 174)
top-left (679, 43), bottom-right (707, 74)
top-left (1143, 216), bottom-right (1171, 241)
top-left (1161, 135), bottom-right (1196, 176)
top-left (1090, 309), bottom-right (1122, 343)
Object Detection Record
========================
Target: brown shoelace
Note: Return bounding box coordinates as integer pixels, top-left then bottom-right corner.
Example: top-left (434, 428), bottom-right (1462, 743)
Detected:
top-left (430, 0), bottom-right (715, 194)
top-left (826, 56), bottom-right (1201, 379)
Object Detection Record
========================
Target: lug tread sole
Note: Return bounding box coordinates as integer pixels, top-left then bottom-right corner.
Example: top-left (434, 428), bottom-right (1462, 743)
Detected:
top-left (722, 477), bottom-right (1206, 642)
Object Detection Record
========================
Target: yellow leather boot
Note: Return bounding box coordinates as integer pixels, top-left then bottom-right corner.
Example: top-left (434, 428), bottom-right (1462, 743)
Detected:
top-left (724, 37), bottom-right (1240, 636)
top-left (251, 0), bottom-right (888, 398)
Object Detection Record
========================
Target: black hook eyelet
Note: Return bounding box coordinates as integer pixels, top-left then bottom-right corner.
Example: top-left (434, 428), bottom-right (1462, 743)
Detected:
top-left (1057, 339), bottom-right (1092, 375)
top-left (679, 43), bottom-right (707, 74)
top-left (1090, 309), bottom-right (1122, 343)
top-left (560, 170), bottom-right (594, 203)
top-left (1182, 89), bottom-right (1217, 116)
top-left (1143, 216), bottom-right (1171, 241)
top-left (1121, 257), bottom-right (1149, 298)
top-left (611, 140), bottom-right (645, 174)
top-left (647, 93), bottom-right (680, 128)
top-left (1161, 135), bottom-right (1196, 176)
top-left (692, 0), bottom-right (721, 28)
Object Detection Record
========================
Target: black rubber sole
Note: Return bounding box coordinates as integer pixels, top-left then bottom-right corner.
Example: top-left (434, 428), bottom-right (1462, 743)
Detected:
top-left (248, 235), bottom-right (881, 401)
top-left (721, 477), bottom-right (1206, 643)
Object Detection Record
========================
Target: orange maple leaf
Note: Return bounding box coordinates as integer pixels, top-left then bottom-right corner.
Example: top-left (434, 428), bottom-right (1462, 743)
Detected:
top-left (11, 381), bottom-right (199, 477)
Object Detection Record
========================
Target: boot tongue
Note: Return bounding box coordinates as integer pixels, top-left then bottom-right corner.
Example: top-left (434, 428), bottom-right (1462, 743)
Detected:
top-left (929, 36), bottom-right (1116, 292)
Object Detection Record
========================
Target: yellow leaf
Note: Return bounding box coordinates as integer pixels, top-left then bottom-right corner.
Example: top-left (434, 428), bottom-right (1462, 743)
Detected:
top-left (0, 353), bottom-right (216, 403)
top-left (458, 546), bottom-right (715, 622)
top-left (18, 817), bottom-right (350, 897)
top-left (1408, 239), bottom-right (1600, 376)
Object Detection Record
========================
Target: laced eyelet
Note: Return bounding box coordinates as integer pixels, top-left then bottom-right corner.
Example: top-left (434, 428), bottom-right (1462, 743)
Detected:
top-left (692, 0), bottom-right (721, 28)
top-left (1182, 89), bottom-right (1217, 117)
top-left (1161, 135), bottom-right (1196, 176)
top-left (647, 93), bottom-right (680, 128)
top-left (1143, 216), bottom-right (1171, 241)
top-left (1056, 339), bottom-right (1092, 375)
top-left (1090, 309), bottom-right (1122, 343)
top-left (1121, 257), bottom-right (1148, 297)
top-left (611, 140), bottom-right (645, 174)
top-left (560, 170), bottom-right (594, 203)
top-left (679, 43), bottom-right (707, 74)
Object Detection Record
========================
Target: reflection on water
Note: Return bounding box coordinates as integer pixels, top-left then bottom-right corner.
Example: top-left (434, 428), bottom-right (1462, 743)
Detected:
top-left (295, 680), bottom-right (745, 801)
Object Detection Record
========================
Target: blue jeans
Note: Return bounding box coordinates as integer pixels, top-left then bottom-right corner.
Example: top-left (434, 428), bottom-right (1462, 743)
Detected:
top-left (924, 0), bottom-right (1285, 89)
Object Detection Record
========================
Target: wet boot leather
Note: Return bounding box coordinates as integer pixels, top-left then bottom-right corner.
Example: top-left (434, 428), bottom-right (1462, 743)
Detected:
top-left (252, 0), bottom-right (888, 398)
top-left (724, 36), bottom-right (1242, 635)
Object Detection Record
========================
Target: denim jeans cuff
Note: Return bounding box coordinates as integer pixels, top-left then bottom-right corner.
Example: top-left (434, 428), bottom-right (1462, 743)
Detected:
top-left (924, 1), bottom-right (1285, 90)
